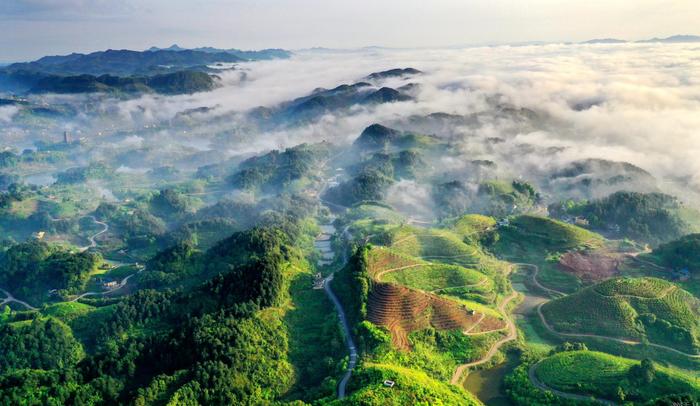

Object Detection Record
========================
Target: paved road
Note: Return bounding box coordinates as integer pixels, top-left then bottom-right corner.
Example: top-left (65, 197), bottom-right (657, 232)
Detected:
top-left (528, 361), bottom-right (616, 406)
top-left (69, 270), bottom-right (142, 302)
top-left (323, 273), bottom-right (358, 399)
top-left (0, 288), bottom-right (37, 310)
top-left (80, 216), bottom-right (109, 252)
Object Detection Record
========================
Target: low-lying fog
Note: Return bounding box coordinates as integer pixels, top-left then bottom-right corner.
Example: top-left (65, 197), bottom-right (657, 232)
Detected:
top-left (3, 43), bottom-right (700, 203)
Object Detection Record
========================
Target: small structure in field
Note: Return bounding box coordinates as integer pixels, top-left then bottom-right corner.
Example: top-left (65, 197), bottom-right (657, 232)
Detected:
top-left (383, 380), bottom-right (395, 388)
top-left (312, 273), bottom-right (324, 289)
top-left (103, 280), bottom-right (118, 290)
top-left (574, 217), bottom-right (589, 226)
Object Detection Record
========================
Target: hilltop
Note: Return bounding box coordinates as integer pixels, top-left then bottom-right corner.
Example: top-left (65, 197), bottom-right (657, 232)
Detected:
top-left (534, 351), bottom-right (700, 403)
top-left (540, 277), bottom-right (700, 354)
top-left (0, 47), bottom-right (289, 94)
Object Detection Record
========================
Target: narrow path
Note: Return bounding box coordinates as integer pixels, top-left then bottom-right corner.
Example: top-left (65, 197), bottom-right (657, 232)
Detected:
top-left (536, 301), bottom-right (700, 358)
top-left (525, 261), bottom-right (700, 358)
top-left (432, 277), bottom-right (488, 294)
top-left (450, 288), bottom-right (519, 384)
top-left (594, 284), bottom-right (676, 300)
top-left (516, 262), bottom-right (566, 297)
top-left (462, 313), bottom-right (486, 334)
top-left (528, 361), bottom-right (616, 406)
top-left (374, 263), bottom-right (424, 281)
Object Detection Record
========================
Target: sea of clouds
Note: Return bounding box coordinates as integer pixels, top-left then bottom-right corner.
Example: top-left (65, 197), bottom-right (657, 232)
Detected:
top-left (6, 42), bottom-right (700, 202)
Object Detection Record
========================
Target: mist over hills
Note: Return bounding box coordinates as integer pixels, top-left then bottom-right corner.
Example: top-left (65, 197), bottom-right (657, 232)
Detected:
top-left (1, 40), bottom-right (700, 405)
top-left (582, 34), bottom-right (700, 44)
top-left (0, 47), bottom-right (292, 95)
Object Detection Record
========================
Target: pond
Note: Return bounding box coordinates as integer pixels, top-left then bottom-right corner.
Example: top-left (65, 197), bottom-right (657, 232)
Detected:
top-left (463, 352), bottom-right (518, 406)
top-left (314, 223), bottom-right (336, 266)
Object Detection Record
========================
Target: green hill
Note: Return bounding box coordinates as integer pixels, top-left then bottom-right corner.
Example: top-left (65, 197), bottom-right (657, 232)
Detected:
top-left (551, 191), bottom-right (700, 245)
top-left (651, 233), bottom-right (700, 273)
top-left (30, 70), bottom-right (216, 95)
top-left (541, 277), bottom-right (700, 354)
top-left (494, 215), bottom-right (603, 257)
top-left (535, 351), bottom-right (700, 403)
top-left (323, 363), bottom-right (481, 405)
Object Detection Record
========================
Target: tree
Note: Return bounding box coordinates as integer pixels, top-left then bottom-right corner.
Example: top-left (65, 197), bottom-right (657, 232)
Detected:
top-left (629, 358), bottom-right (656, 384)
top-left (616, 386), bottom-right (626, 401)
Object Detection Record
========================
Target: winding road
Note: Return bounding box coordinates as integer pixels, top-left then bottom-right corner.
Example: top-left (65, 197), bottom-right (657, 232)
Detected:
top-left (80, 216), bottom-right (109, 252)
top-left (1, 216), bottom-right (142, 312)
top-left (450, 287), bottom-right (519, 384)
top-left (0, 288), bottom-right (38, 311)
top-left (323, 273), bottom-right (358, 399)
top-left (69, 270), bottom-right (142, 302)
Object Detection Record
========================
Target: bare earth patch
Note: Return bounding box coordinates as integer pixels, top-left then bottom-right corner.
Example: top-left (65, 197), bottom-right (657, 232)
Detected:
top-left (558, 251), bottom-right (621, 282)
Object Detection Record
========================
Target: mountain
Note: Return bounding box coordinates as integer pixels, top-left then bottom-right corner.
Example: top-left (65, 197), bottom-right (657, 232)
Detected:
top-left (0, 47), bottom-right (279, 93)
top-left (146, 45), bottom-right (292, 60)
top-left (637, 35), bottom-right (700, 43)
top-left (582, 38), bottom-right (627, 44)
top-left (29, 70), bottom-right (216, 95)
top-left (248, 75), bottom-right (416, 127)
top-left (541, 277), bottom-right (700, 354)
top-left (546, 158), bottom-right (657, 200)
top-left (146, 44), bottom-right (188, 52)
top-left (3, 49), bottom-right (244, 76)
top-left (365, 67), bottom-right (422, 80)
top-left (580, 35), bottom-right (700, 44)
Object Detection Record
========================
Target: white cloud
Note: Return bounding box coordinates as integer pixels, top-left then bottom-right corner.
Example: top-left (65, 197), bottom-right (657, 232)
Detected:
top-left (0, 106), bottom-right (19, 123)
top-left (8, 42), bottom-right (700, 203)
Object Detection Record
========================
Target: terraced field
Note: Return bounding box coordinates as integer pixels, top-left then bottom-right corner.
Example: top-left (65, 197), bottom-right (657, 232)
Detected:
top-left (534, 351), bottom-right (700, 403)
top-left (365, 246), bottom-right (506, 351)
top-left (495, 215), bottom-right (603, 255)
top-left (388, 227), bottom-right (483, 267)
top-left (449, 214), bottom-right (497, 242)
top-left (541, 277), bottom-right (700, 354)
top-left (381, 262), bottom-right (488, 292)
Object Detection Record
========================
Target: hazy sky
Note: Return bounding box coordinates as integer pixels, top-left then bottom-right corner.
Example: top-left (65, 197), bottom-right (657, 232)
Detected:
top-left (2, 0), bottom-right (699, 61)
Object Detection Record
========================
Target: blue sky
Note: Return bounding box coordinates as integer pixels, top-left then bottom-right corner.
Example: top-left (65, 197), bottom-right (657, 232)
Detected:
top-left (2, 0), bottom-right (699, 61)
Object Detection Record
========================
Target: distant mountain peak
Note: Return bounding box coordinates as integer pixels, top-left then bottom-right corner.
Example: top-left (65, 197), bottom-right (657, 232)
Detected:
top-left (637, 34), bottom-right (700, 43)
top-left (582, 38), bottom-right (627, 44)
top-left (147, 44), bottom-right (187, 52)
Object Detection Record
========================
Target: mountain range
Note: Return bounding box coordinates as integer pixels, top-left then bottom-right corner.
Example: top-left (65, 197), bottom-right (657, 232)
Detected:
top-left (0, 47), bottom-right (291, 95)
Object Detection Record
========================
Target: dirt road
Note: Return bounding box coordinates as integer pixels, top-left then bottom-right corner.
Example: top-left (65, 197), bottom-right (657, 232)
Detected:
top-left (450, 288), bottom-right (519, 384)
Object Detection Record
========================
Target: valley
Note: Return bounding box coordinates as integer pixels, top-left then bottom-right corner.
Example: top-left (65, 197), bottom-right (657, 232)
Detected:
top-left (1, 41), bottom-right (700, 406)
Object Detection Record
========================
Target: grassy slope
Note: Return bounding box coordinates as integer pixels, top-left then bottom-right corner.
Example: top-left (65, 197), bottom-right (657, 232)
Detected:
top-left (381, 263), bottom-right (487, 291)
top-left (536, 351), bottom-right (700, 401)
top-left (449, 214), bottom-right (497, 240)
top-left (325, 362), bottom-right (482, 405)
top-left (541, 277), bottom-right (700, 354)
top-left (389, 226), bottom-right (509, 279)
top-left (345, 213), bottom-right (510, 400)
top-left (493, 215), bottom-right (604, 294)
top-left (254, 242), bottom-right (346, 401)
top-left (501, 215), bottom-right (603, 251)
